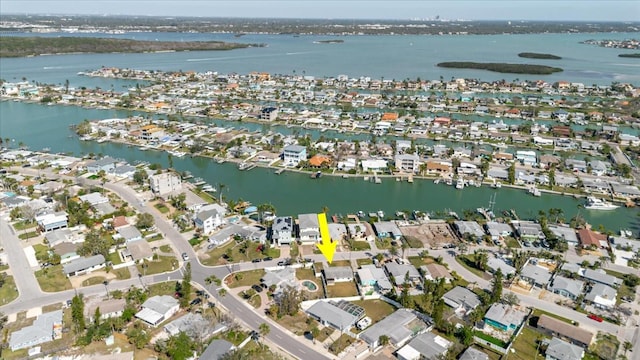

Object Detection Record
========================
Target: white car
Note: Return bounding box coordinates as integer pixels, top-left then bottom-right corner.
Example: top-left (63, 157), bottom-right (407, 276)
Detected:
top-left (182, 253), bottom-right (189, 261)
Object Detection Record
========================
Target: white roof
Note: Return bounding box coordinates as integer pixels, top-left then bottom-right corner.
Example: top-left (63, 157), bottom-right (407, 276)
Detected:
top-left (135, 308), bottom-right (164, 325)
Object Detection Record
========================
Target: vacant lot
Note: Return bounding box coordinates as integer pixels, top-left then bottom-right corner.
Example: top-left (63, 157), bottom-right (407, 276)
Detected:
top-left (276, 312), bottom-right (318, 336)
top-left (35, 265), bottom-right (72, 292)
top-left (0, 276), bottom-right (19, 304)
top-left (399, 221), bottom-right (457, 248)
top-left (136, 255), bottom-right (177, 275)
top-left (510, 326), bottom-right (548, 360)
top-left (352, 299), bottom-right (396, 323)
top-left (326, 281), bottom-right (359, 297)
top-left (226, 269), bottom-right (265, 288)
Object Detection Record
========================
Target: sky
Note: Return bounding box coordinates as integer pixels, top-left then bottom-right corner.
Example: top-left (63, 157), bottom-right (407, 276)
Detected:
top-left (1, 0), bottom-right (639, 22)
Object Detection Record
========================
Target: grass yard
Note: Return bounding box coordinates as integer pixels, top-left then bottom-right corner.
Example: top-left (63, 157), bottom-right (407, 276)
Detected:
top-left (154, 203), bottom-right (170, 214)
top-left (591, 332), bottom-right (619, 360)
top-left (275, 312), bottom-right (318, 336)
top-left (347, 241), bottom-right (371, 251)
top-left (136, 256), bottom-right (177, 275)
top-left (248, 294), bottom-right (261, 308)
top-left (111, 267), bottom-right (131, 280)
top-left (33, 243), bottom-right (50, 261)
top-left (12, 221), bottom-right (37, 231)
top-left (0, 275), bottom-right (19, 305)
top-left (408, 255), bottom-right (435, 269)
top-left (356, 258), bottom-right (373, 267)
top-left (505, 237), bottom-right (521, 248)
top-left (35, 265), bottom-right (72, 292)
top-left (329, 334), bottom-right (355, 355)
top-left (404, 236), bottom-right (423, 248)
top-left (202, 240), bottom-right (280, 266)
top-left (81, 276), bottom-right (107, 287)
top-left (107, 251), bottom-right (123, 265)
top-left (19, 231), bottom-right (39, 239)
top-left (296, 268), bottom-right (317, 281)
top-left (314, 326), bottom-right (335, 342)
top-left (147, 281), bottom-right (180, 297)
top-left (147, 233), bottom-right (164, 242)
top-left (509, 326), bottom-right (548, 360)
top-left (352, 299), bottom-right (396, 323)
top-left (226, 269), bottom-right (266, 288)
top-left (326, 281), bottom-right (359, 298)
top-left (531, 308), bottom-right (576, 325)
top-left (375, 238), bottom-right (392, 249)
top-left (328, 260), bottom-right (352, 268)
top-left (456, 255), bottom-right (491, 280)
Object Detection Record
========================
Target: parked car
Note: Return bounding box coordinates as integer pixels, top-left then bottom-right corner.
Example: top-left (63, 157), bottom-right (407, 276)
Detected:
top-left (190, 298), bottom-right (202, 306)
top-left (251, 284), bottom-right (264, 293)
top-left (263, 256), bottom-right (273, 261)
top-left (588, 314), bottom-right (603, 322)
top-left (251, 258), bottom-right (262, 263)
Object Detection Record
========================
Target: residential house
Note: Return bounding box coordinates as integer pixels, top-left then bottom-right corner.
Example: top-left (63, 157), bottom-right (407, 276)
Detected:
top-left (164, 313), bottom-right (213, 337)
top-left (149, 172), bottom-right (182, 197)
top-left (135, 295), bottom-right (180, 327)
top-left (422, 263), bottom-right (452, 283)
top-left (537, 314), bottom-right (593, 348)
top-left (86, 156), bottom-right (117, 173)
top-left (78, 192), bottom-right (109, 206)
top-left (585, 283), bottom-right (617, 310)
top-left (323, 266), bottom-right (354, 284)
top-left (395, 154), bottom-right (420, 173)
top-left (194, 206), bottom-right (225, 235)
top-left (9, 310), bottom-right (63, 351)
top-left (396, 332), bottom-right (452, 360)
top-left (384, 263), bottom-right (421, 286)
top-left (271, 216), bottom-right (294, 245)
top-left (361, 159), bottom-right (388, 172)
top-left (459, 347), bottom-right (490, 360)
top-left (483, 303), bottom-right (527, 332)
top-left (513, 221), bottom-right (545, 242)
top-left (347, 222), bottom-right (375, 242)
top-left (359, 309), bottom-right (429, 349)
top-left (117, 225), bottom-right (143, 243)
top-left (580, 269), bottom-right (622, 288)
top-left (545, 337), bottom-right (584, 360)
top-left (44, 228), bottom-right (82, 248)
top-left (487, 258), bottom-right (516, 277)
top-left (262, 267), bottom-right (299, 292)
top-left (455, 221), bottom-right (485, 242)
top-left (357, 265), bottom-right (393, 292)
top-left (63, 254), bottom-right (105, 277)
top-left (283, 144), bottom-right (307, 166)
top-left (484, 222), bottom-right (513, 242)
top-left (298, 213), bottom-right (320, 243)
top-left (36, 211), bottom-right (68, 232)
top-left (113, 164), bottom-right (137, 179)
top-left (305, 300), bottom-right (363, 331)
top-left (442, 286), bottom-right (481, 315)
top-left (200, 339), bottom-right (234, 360)
top-left (373, 221), bottom-right (402, 240)
top-left (259, 106), bottom-right (278, 121)
top-left (309, 154), bottom-right (332, 167)
top-left (548, 276), bottom-right (584, 300)
top-left (124, 239), bottom-right (154, 262)
top-left (577, 229), bottom-right (609, 249)
top-left (328, 223), bottom-right (347, 241)
top-left (520, 263), bottom-right (552, 288)
top-left (86, 299), bottom-right (126, 322)
top-left (548, 225), bottom-right (579, 246)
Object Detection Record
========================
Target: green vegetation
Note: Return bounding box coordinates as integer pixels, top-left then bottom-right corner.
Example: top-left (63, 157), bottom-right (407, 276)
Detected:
top-left (328, 260), bottom-right (352, 267)
top-left (510, 327), bottom-right (547, 360)
top-left (518, 52), bottom-right (562, 59)
top-left (0, 36), bottom-right (262, 58)
top-left (35, 265), bottom-right (73, 292)
top-left (437, 61), bottom-right (563, 74)
top-left (111, 267), bottom-right (131, 280)
top-left (329, 333), bottom-right (355, 355)
top-left (352, 299), bottom-right (396, 323)
top-left (136, 256), bottom-right (177, 275)
top-left (226, 269), bottom-right (266, 288)
top-left (202, 239), bottom-right (280, 266)
top-left (18, 231), bottom-right (39, 239)
top-left (275, 312), bottom-right (318, 336)
top-left (154, 203), bottom-right (170, 214)
top-left (619, 53), bottom-right (640, 58)
top-left (81, 276), bottom-right (107, 287)
top-left (591, 332), bottom-right (620, 360)
top-left (326, 281), bottom-right (359, 297)
top-left (295, 268), bottom-right (317, 281)
top-left (0, 275), bottom-right (19, 305)
top-left (12, 221), bottom-right (37, 231)
top-left (473, 330), bottom-right (507, 348)
top-left (356, 258), bottom-right (373, 267)
top-left (531, 308), bottom-right (576, 325)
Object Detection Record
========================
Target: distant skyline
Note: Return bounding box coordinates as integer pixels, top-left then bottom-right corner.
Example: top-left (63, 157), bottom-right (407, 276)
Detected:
top-left (1, 1), bottom-right (639, 22)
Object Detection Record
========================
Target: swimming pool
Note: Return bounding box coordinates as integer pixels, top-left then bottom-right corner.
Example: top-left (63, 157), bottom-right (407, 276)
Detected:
top-left (301, 280), bottom-right (318, 291)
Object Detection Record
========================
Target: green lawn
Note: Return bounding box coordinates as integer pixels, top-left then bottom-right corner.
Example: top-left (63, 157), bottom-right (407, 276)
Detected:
top-left (329, 260), bottom-right (352, 268)
top-left (314, 327), bottom-right (335, 342)
top-left (19, 231), bottom-right (39, 239)
top-left (226, 269), bottom-right (266, 288)
top-left (329, 334), bottom-right (355, 355)
top-left (136, 256), bottom-right (177, 275)
top-left (275, 312), bottom-right (318, 336)
top-left (35, 265), bottom-right (72, 292)
top-left (375, 238), bottom-right (392, 249)
top-left (347, 241), bottom-right (371, 251)
top-left (201, 240), bottom-right (280, 266)
top-left (510, 327), bottom-right (547, 360)
top-left (107, 251), bottom-right (122, 265)
top-left (404, 236), bottom-right (423, 248)
top-left (352, 299), bottom-right (396, 323)
top-left (531, 308), bottom-right (576, 325)
top-left (326, 281), bottom-right (359, 297)
top-left (0, 276), bottom-right (19, 305)
top-left (111, 267), bottom-right (131, 280)
top-left (296, 268), bottom-right (317, 281)
top-left (81, 276), bottom-right (107, 287)
top-left (33, 243), bottom-right (50, 261)
top-left (159, 244), bottom-right (172, 253)
top-left (408, 255), bottom-right (436, 269)
top-left (455, 255), bottom-right (491, 280)
top-left (12, 221), bottom-right (37, 231)
top-left (154, 203), bottom-right (170, 214)
top-left (505, 237), bottom-right (521, 248)
top-left (248, 294), bottom-right (261, 308)
top-left (147, 234), bottom-right (164, 242)
top-left (356, 258), bottom-right (373, 267)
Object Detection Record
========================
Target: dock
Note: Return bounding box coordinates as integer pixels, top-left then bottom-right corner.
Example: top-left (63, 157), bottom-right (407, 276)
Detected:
top-left (275, 168), bottom-right (285, 175)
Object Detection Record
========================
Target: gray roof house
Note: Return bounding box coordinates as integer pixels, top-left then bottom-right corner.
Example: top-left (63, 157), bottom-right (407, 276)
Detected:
top-left (545, 337), bottom-right (585, 360)
top-left (359, 309), bottom-right (428, 349)
top-left (164, 313), bottom-right (213, 337)
top-left (117, 225), bottom-right (143, 242)
top-left (271, 216), bottom-right (294, 245)
top-left (262, 267), bottom-right (298, 290)
top-left (373, 221), bottom-right (402, 240)
top-left (455, 221), bottom-right (486, 241)
top-left (548, 225), bottom-right (579, 245)
top-left (396, 332), bottom-right (452, 360)
top-left (63, 254), bottom-right (105, 277)
top-left (384, 263), bottom-right (421, 286)
top-left (9, 310), bottom-right (63, 351)
top-left (513, 221), bottom-right (545, 241)
top-left (520, 263), bottom-right (552, 287)
top-left (305, 301), bottom-right (360, 331)
top-left (442, 286), bottom-right (481, 314)
top-left (487, 257), bottom-right (516, 277)
top-left (548, 276), bottom-right (584, 300)
top-left (357, 264), bottom-right (393, 292)
top-left (135, 295), bottom-right (180, 327)
top-left (580, 269), bottom-right (622, 288)
top-left (459, 347), bottom-right (490, 360)
top-left (585, 283), bottom-right (617, 310)
top-left (484, 303), bottom-right (527, 332)
top-left (485, 221), bottom-right (513, 240)
top-left (86, 156), bottom-right (117, 173)
top-left (298, 213), bottom-right (320, 243)
top-left (323, 266), bottom-right (354, 283)
top-left (200, 339), bottom-right (234, 360)
top-left (328, 223), bottom-right (348, 241)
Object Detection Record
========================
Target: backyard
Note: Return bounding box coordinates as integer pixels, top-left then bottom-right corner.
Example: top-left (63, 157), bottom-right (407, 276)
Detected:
top-left (326, 281), bottom-right (359, 298)
top-left (352, 299), bottom-right (396, 323)
top-left (510, 326), bottom-right (548, 360)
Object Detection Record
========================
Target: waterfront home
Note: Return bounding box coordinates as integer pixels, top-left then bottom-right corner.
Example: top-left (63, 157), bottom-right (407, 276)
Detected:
top-left (149, 172), bottom-right (182, 197)
top-left (545, 337), bottom-right (585, 360)
top-left (547, 276), bottom-right (584, 300)
top-left (396, 332), bottom-right (451, 360)
top-left (454, 221), bottom-right (485, 242)
top-left (135, 295), bottom-right (180, 327)
top-left (442, 286), bottom-right (481, 315)
top-left (194, 204), bottom-right (226, 235)
top-left (485, 222), bottom-right (513, 242)
top-left (512, 221), bottom-right (545, 242)
top-left (395, 154), bottom-right (421, 173)
top-left (328, 223), bottom-right (347, 241)
top-left (271, 216), bottom-right (294, 245)
top-left (357, 265), bottom-right (393, 293)
top-left (305, 300), bottom-right (363, 332)
top-left (259, 106), bottom-right (278, 121)
top-left (537, 314), bottom-right (593, 348)
top-left (323, 266), bottom-right (354, 284)
top-left (585, 283), bottom-right (617, 309)
top-left (425, 160), bottom-right (452, 175)
top-left (611, 183), bottom-right (640, 198)
top-left (85, 156), bottom-right (117, 174)
top-left (519, 263), bottom-right (552, 288)
top-left (577, 229), bottom-right (609, 249)
top-left (62, 254), bottom-right (105, 277)
top-left (565, 159), bottom-right (587, 172)
top-left (384, 263), bottom-right (421, 286)
top-left (548, 225), bottom-right (579, 246)
top-left (347, 222), bottom-right (375, 242)
top-left (297, 213), bottom-right (320, 243)
top-left (516, 150), bottom-right (537, 166)
top-left (282, 144), bottom-right (307, 166)
top-left (483, 303), bottom-right (526, 332)
top-left (9, 310), bottom-right (62, 351)
top-left (359, 309), bottom-right (429, 350)
top-left (36, 211), bottom-right (68, 232)
top-left (373, 221), bottom-right (402, 240)
top-left (308, 154), bottom-right (332, 167)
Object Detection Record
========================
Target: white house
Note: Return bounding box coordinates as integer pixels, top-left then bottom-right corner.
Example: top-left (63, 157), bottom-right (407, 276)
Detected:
top-left (271, 216), bottom-right (294, 245)
top-left (298, 213), bottom-right (320, 243)
top-left (149, 172), bottom-right (182, 197)
top-left (194, 204), bottom-right (226, 234)
top-left (9, 310), bottom-right (63, 351)
top-left (135, 295), bottom-right (180, 327)
top-left (283, 144), bottom-right (307, 166)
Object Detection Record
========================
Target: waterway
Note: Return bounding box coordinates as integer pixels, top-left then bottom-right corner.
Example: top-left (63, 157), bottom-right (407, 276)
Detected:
top-left (1, 101), bottom-right (638, 232)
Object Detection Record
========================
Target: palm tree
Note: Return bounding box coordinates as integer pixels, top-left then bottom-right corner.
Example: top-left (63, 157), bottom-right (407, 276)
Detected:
top-left (258, 323), bottom-right (270, 339)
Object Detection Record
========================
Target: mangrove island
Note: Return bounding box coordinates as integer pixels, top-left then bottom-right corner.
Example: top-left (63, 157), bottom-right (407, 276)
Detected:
top-left (436, 61), bottom-right (563, 74)
top-left (517, 52), bottom-right (562, 59)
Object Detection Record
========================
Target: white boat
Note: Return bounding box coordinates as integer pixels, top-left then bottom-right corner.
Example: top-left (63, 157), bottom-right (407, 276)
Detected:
top-left (492, 181), bottom-right (502, 189)
top-left (528, 186), bottom-right (541, 197)
top-left (455, 177), bottom-right (465, 190)
top-left (377, 210), bottom-right (385, 218)
top-left (584, 196), bottom-right (619, 211)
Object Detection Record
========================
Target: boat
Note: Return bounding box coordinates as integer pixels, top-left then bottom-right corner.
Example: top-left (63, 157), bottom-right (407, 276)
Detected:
top-left (216, 158), bottom-right (226, 164)
top-left (357, 211), bottom-right (365, 218)
top-left (377, 210), bottom-right (385, 218)
top-left (363, 176), bottom-right (370, 181)
top-left (528, 186), bottom-right (541, 197)
top-left (492, 181), bottom-right (502, 189)
top-left (455, 177), bottom-right (465, 190)
top-left (311, 171), bottom-right (322, 179)
top-left (275, 168), bottom-right (285, 175)
top-left (238, 162), bottom-right (250, 170)
top-left (375, 177), bottom-right (382, 184)
top-left (433, 179), bottom-right (441, 185)
top-left (584, 196), bottom-right (619, 211)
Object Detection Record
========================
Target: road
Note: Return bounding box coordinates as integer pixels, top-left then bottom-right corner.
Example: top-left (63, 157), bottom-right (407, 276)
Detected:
top-left (0, 215), bottom-right (43, 302)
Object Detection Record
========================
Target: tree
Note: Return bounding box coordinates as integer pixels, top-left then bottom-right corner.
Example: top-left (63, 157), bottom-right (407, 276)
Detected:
top-left (456, 326), bottom-right (474, 346)
top-left (258, 323), bottom-right (270, 338)
top-left (623, 341), bottom-right (633, 356)
top-left (379, 335), bottom-right (390, 346)
top-left (170, 192), bottom-right (187, 211)
top-left (432, 299), bottom-right (445, 327)
top-left (508, 162), bottom-right (516, 185)
top-left (133, 170), bottom-right (149, 185)
top-left (502, 292), bottom-right (520, 306)
top-left (136, 212), bottom-right (155, 229)
top-left (180, 263), bottom-right (192, 308)
top-left (166, 332), bottom-right (196, 360)
top-left (93, 307), bottom-right (101, 326)
top-left (126, 321), bottom-right (151, 349)
top-left (473, 250), bottom-right (488, 271)
top-left (274, 285), bottom-right (303, 317)
top-left (77, 231), bottom-right (110, 259)
top-left (71, 294), bottom-right (85, 333)
top-left (490, 269), bottom-right (504, 303)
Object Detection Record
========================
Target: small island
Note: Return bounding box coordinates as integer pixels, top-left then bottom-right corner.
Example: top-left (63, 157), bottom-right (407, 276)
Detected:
top-left (518, 52), bottom-right (562, 59)
top-left (436, 61), bottom-right (563, 74)
top-left (313, 39), bottom-right (345, 44)
top-left (0, 36), bottom-right (263, 58)
top-left (619, 53), bottom-right (640, 58)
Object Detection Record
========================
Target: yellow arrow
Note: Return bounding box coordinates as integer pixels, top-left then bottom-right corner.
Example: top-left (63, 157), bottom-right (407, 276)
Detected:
top-left (317, 213), bottom-right (337, 264)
